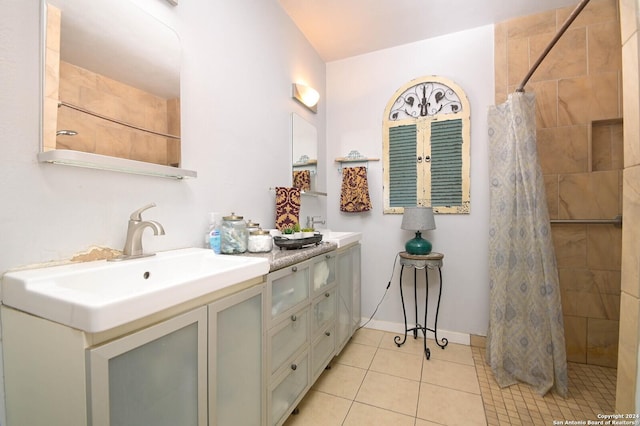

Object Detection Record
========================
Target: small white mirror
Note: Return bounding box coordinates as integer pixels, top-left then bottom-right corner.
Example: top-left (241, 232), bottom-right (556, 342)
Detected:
top-left (291, 113), bottom-right (318, 192)
top-left (40, 0), bottom-right (196, 179)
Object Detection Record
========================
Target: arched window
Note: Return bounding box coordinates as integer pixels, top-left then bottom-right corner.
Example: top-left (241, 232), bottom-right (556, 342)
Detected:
top-left (382, 76), bottom-right (471, 214)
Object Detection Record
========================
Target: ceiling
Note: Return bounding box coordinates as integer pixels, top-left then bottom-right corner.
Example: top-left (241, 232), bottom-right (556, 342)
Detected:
top-left (278, 0), bottom-right (581, 62)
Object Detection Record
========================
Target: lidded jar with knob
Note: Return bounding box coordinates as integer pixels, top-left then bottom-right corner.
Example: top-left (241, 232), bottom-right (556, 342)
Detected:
top-left (220, 212), bottom-right (248, 253)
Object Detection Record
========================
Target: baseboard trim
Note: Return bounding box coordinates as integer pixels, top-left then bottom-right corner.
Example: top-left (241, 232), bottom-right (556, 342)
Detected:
top-left (358, 318), bottom-right (471, 346)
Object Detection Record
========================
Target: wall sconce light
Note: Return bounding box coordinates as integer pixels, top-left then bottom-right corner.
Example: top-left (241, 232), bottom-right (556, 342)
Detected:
top-left (292, 83), bottom-right (319, 113)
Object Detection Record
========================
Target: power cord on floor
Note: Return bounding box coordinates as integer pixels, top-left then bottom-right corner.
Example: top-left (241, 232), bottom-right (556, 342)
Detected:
top-left (357, 252), bottom-right (399, 330)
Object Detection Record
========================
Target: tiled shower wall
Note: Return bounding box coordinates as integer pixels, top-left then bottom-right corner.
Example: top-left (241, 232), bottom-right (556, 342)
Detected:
top-left (57, 61), bottom-right (181, 166)
top-left (494, 0), bottom-right (622, 368)
top-left (618, 0), bottom-right (640, 414)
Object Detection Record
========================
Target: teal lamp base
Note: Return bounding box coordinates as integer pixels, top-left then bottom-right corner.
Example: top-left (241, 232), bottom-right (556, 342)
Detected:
top-left (405, 231), bottom-right (432, 255)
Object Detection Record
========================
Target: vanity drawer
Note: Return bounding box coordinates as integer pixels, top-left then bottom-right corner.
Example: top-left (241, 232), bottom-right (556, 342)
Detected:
top-left (269, 350), bottom-right (309, 426)
top-left (311, 325), bottom-right (335, 380)
top-left (311, 288), bottom-right (336, 335)
top-left (311, 253), bottom-right (336, 295)
top-left (269, 307), bottom-right (309, 376)
top-left (268, 264), bottom-right (310, 321)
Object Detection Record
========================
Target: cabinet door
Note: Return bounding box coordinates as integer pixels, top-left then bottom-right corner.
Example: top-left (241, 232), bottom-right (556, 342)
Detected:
top-left (209, 284), bottom-right (264, 426)
top-left (311, 287), bottom-right (336, 335)
top-left (311, 325), bottom-right (335, 381)
top-left (351, 244), bottom-right (361, 332)
top-left (269, 350), bottom-right (309, 426)
top-left (268, 263), bottom-right (310, 322)
top-left (268, 306), bottom-right (309, 377)
top-left (87, 307), bottom-right (208, 426)
top-left (310, 252), bottom-right (336, 295)
top-left (336, 249), bottom-right (353, 353)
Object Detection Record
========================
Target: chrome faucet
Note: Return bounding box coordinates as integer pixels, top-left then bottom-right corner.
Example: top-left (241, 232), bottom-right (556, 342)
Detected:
top-left (121, 203), bottom-right (165, 258)
top-left (306, 215), bottom-right (326, 229)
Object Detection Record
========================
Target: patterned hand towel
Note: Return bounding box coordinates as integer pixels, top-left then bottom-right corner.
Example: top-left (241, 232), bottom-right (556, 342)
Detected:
top-left (275, 186), bottom-right (301, 231)
top-left (340, 166), bottom-right (372, 212)
top-left (292, 170), bottom-right (311, 191)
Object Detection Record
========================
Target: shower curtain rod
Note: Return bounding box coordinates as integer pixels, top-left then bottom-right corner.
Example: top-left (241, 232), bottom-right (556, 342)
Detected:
top-left (516, 0), bottom-right (591, 92)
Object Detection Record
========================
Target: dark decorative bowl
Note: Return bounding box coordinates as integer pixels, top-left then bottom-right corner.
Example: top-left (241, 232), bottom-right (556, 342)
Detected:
top-left (273, 234), bottom-right (323, 250)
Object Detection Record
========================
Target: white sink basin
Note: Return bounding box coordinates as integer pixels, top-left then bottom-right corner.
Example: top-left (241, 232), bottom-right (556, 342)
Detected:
top-left (1, 248), bottom-right (269, 332)
top-left (319, 230), bottom-right (362, 248)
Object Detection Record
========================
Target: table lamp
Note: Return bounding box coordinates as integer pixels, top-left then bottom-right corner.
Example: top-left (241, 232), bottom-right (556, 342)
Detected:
top-left (401, 207), bottom-right (436, 255)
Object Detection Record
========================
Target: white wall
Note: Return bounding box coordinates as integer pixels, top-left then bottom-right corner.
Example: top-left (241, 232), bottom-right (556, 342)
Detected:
top-left (0, 0), bottom-right (325, 423)
top-left (326, 25), bottom-right (494, 337)
top-left (0, 0), bottom-right (326, 273)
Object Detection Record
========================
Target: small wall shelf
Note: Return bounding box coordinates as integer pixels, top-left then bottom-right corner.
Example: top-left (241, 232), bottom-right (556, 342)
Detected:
top-left (293, 159), bottom-right (317, 167)
top-left (334, 157), bottom-right (379, 163)
top-left (335, 154), bottom-right (379, 172)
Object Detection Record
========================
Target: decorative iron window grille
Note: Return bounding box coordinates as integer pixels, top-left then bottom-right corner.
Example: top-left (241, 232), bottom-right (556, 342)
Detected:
top-left (389, 81), bottom-right (463, 120)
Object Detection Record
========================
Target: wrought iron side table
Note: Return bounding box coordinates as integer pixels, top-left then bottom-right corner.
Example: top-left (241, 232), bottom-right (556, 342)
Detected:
top-left (394, 251), bottom-right (448, 359)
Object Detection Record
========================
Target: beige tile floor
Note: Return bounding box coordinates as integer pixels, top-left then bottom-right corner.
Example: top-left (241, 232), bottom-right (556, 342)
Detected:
top-left (284, 328), bottom-right (617, 426)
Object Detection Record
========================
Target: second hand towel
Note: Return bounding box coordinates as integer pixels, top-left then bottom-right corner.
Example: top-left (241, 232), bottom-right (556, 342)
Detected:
top-left (292, 170), bottom-right (311, 191)
top-left (340, 166), bottom-right (372, 213)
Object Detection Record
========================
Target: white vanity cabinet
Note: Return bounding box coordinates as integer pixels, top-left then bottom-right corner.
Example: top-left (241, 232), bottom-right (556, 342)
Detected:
top-left (1, 276), bottom-right (265, 426)
top-left (208, 284), bottom-right (265, 426)
top-left (266, 251), bottom-right (336, 426)
top-left (2, 245), bottom-right (360, 426)
top-left (2, 303), bottom-right (211, 426)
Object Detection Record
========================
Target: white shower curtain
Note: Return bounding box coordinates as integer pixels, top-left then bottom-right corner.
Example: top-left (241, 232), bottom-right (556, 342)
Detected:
top-left (486, 92), bottom-right (568, 397)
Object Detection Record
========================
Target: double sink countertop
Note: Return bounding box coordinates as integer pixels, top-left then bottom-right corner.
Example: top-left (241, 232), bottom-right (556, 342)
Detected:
top-left (238, 241), bottom-right (337, 272)
top-left (1, 233), bottom-right (360, 333)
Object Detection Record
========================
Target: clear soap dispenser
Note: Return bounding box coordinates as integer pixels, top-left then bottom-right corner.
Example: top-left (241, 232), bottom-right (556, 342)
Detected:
top-left (205, 212), bottom-right (222, 254)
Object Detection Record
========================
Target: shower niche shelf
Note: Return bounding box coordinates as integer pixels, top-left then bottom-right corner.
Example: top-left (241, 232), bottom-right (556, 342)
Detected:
top-left (589, 118), bottom-right (623, 173)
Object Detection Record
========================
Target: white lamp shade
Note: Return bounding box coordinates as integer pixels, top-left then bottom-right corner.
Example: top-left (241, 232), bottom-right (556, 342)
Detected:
top-left (401, 207), bottom-right (436, 231)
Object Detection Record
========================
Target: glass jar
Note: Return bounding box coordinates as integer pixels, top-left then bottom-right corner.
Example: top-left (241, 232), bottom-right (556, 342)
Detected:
top-left (246, 220), bottom-right (260, 234)
top-left (248, 229), bottom-right (273, 253)
top-left (220, 212), bottom-right (248, 254)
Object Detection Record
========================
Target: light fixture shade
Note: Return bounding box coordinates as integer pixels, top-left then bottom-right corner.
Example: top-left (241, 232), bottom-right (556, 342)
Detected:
top-left (292, 83), bottom-right (319, 113)
top-left (401, 207), bottom-right (436, 231)
top-left (401, 207), bottom-right (436, 255)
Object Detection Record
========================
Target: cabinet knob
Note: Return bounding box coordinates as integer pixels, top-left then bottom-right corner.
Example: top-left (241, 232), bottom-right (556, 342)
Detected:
top-left (325, 292), bottom-right (330, 298)
top-left (292, 266), bottom-right (298, 272)
top-left (325, 254), bottom-right (331, 259)
top-left (291, 315), bottom-right (297, 322)
top-left (291, 363), bottom-right (297, 371)
top-left (325, 331), bottom-right (331, 336)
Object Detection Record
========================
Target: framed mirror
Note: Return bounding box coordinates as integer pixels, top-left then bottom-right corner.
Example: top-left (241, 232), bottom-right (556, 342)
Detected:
top-left (39, 0), bottom-right (196, 179)
top-left (291, 113), bottom-right (323, 194)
